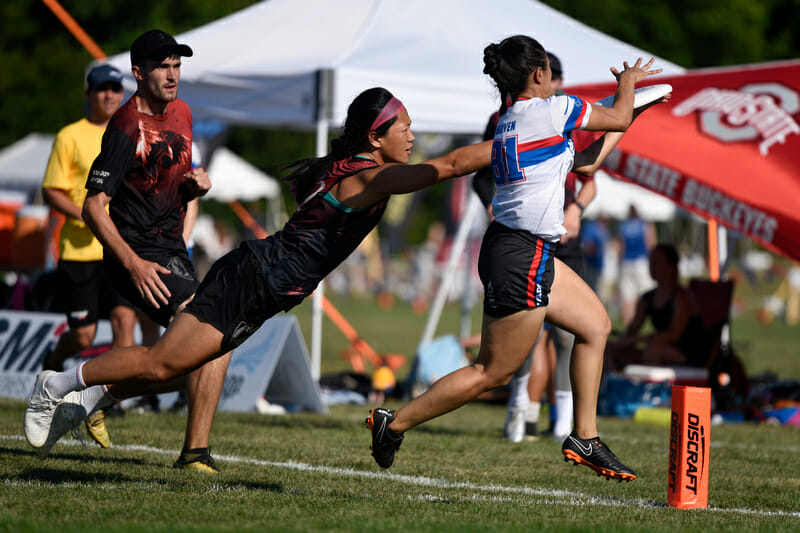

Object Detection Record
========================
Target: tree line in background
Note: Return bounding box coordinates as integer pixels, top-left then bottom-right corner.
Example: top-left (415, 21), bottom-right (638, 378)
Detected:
top-left (1, 0), bottom-right (798, 242)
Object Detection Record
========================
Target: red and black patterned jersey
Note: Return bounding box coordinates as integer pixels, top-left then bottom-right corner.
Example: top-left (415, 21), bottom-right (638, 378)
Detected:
top-left (246, 156), bottom-right (387, 311)
top-left (87, 97), bottom-right (193, 254)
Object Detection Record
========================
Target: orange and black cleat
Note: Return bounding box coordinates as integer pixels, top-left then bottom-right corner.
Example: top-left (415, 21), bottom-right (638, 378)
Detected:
top-left (365, 408), bottom-right (404, 469)
top-left (562, 431), bottom-right (636, 482)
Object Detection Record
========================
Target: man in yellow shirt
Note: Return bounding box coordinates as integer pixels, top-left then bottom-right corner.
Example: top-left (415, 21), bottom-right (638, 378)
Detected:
top-left (41, 64), bottom-right (138, 447)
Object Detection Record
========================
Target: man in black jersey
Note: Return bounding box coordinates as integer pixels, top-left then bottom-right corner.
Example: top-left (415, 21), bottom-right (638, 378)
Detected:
top-left (82, 30), bottom-right (231, 473)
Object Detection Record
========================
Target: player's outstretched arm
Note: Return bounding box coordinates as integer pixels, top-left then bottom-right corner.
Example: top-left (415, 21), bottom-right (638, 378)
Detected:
top-left (369, 140), bottom-right (493, 197)
top-left (574, 92), bottom-right (670, 175)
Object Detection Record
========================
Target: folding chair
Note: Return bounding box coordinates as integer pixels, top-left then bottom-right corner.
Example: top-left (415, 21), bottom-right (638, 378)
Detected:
top-left (689, 278), bottom-right (750, 410)
top-left (687, 278), bottom-right (735, 368)
top-left (621, 278), bottom-right (735, 387)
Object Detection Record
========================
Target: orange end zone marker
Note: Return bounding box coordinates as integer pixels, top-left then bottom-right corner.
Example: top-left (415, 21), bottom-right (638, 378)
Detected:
top-left (668, 386), bottom-right (711, 509)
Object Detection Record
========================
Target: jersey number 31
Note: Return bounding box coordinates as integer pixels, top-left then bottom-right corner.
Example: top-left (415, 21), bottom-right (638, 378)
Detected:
top-left (491, 137), bottom-right (525, 187)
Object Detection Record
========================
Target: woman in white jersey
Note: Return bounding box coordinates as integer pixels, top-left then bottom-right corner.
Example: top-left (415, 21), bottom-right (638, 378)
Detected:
top-left (367, 35), bottom-right (666, 481)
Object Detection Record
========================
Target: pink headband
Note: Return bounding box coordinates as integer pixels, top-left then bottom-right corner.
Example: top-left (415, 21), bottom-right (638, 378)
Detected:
top-left (369, 97), bottom-right (405, 132)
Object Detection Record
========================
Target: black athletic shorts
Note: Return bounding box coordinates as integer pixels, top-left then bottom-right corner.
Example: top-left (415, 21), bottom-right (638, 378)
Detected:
top-left (478, 221), bottom-right (557, 318)
top-left (57, 260), bottom-right (131, 328)
top-left (104, 249), bottom-right (199, 328)
top-left (186, 244), bottom-right (280, 352)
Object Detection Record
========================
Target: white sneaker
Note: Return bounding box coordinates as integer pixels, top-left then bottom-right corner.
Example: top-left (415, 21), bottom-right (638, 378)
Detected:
top-left (504, 405), bottom-right (526, 443)
top-left (23, 370), bottom-right (58, 449)
top-left (38, 391), bottom-right (88, 457)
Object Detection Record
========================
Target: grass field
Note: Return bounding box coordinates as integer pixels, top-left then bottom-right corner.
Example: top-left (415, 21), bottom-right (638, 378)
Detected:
top-left (1, 278), bottom-right (799, 531)
top-left (1, 399), bottom-right (798, 531)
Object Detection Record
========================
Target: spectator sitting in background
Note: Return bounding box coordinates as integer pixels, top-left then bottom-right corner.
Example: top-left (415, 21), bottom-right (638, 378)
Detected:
top-left (607, 243), bottom-right (708, 370)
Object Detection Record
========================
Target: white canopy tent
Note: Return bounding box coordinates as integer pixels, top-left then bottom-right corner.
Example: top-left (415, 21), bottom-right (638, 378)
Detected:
top-left (205, 146), bottom-right (280, 202)
top-left (104, 0), bottom-right (684, 134)
top-left (0, 133), bottom-right (54, 202)
top-left (0, 134), bottom-right (279, 207)
top-left (585, 170), bottom-right (676, 222)
top-left (205, 146), bottom-right (284, 232)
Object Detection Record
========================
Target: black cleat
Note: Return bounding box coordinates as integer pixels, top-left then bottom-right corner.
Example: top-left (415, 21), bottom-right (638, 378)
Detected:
top-left (173, 447), bottom-right (219, 474)
top-left (365, 408), bottom-right (404, 469)
top-left (525, 422), bottom-right (539, 440)
top-left (562, 431), bottom-right (636, 482)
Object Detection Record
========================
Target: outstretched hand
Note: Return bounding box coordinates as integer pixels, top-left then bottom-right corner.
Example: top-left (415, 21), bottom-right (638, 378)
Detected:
top-left (184, 167), bottom-right (211, 198)
top-left (611, 57), bottom-right (662, 85)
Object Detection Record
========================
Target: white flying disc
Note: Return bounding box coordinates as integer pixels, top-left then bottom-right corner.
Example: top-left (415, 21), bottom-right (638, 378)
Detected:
top-left (594, 83), bottom-right (672, 109)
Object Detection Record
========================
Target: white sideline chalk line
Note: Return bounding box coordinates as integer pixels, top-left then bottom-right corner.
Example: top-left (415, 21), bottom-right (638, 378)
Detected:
top-left (2, 434), bottom-right (798, 518)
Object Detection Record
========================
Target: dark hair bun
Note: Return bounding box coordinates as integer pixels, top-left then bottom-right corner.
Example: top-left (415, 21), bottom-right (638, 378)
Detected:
top-left (483, 43), bottom-right (500, 76)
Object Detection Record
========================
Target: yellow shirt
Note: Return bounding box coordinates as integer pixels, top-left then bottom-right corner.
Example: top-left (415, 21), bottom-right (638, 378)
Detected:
top-left (42, 118), bottom-right (107, 261)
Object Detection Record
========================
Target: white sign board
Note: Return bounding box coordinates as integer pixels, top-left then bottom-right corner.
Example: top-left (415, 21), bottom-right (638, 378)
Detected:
top-left (0, 310), bottom-right (325, 414)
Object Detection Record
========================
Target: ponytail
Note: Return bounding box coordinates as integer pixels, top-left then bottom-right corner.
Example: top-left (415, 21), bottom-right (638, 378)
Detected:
top-left (284, 87), bottom-right (399, 202)
top-left (483, 35), bottom-right (547, 105)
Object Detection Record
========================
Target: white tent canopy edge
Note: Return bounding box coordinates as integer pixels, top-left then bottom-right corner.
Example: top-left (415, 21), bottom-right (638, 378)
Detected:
top-left (103, 0), bottom-right (684, 134)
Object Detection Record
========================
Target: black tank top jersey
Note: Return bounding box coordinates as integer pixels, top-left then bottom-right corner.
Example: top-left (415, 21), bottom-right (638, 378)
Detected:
top-left (642, 288), bottom-right (680, 331)
top-left (246, 156), bottom-right (387, 311)
top-left (642, 288), bottom-right (707, 365)
top-left (87, 97), bottom-right (193, 255)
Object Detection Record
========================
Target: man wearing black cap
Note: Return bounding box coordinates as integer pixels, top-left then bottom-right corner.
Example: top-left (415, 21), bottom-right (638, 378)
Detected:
top-left (83, 29), bottom-right (231, 473)
top-left (41, 62), bottom-right (140, 449)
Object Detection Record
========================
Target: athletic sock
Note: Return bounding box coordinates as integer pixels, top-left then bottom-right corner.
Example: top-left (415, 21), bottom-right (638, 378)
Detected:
top-left (507, 371), bottom-right (531, 409)
top-left (81, 385), bottom-right (114, 416)
top-left (43, 364), bottom-right (85, 399)
top-left (553, 389), bottom-right (573, 439)
top-left (525, 401), bottom-right (541, 424)
top-left (180, 447), bottom-right (209, 461)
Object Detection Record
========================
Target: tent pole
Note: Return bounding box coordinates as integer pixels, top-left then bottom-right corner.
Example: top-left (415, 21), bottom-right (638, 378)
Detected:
top-left (311, 70), bottom-right (332, 381)
top-left (419, 192), bottom-right (482, 348)
top-left (459, 244), bottom-right (474, 340)
top-left (707, 219), bottom-right (719, 282)
top-left (718, 224), bottom-right (728, 279)
top-left (42, 0), bottom-right (106, 60)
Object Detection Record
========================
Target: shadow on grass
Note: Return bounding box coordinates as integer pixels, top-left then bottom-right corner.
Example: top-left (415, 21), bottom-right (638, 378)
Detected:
top-left (236, 415), bottom-right (352, 432)
top-left (220, 481), bottom-right (289, 493)
top-left (15, 467), bottom-right (154, 485)
top-left (414, 424), bottom-right (500, 438)
top-left (5, 449), bottom-right (289, 493)
top-left (1, 446), bottom-right (146, 466)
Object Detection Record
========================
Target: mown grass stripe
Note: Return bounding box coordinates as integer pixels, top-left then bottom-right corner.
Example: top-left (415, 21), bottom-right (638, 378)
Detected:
top-left (4, 434), bottom-right (798, 518)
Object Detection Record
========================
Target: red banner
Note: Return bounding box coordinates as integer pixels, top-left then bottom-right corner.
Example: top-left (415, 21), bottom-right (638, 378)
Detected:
top-left (568, 60), bottom-right (800, 261)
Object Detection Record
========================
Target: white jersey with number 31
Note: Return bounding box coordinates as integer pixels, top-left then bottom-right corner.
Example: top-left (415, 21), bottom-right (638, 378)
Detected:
top-left (490, 94), bottom-right (591, 242)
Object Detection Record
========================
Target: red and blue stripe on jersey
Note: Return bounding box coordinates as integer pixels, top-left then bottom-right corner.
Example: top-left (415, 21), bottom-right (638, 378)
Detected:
top-left (515, 95), bottom-right (587, 167)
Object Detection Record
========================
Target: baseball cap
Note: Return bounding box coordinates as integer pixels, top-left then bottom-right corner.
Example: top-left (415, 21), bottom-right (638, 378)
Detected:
top-left (86, 63), bottom-right (123, 91)
top-left (130, 29), bottom-right (193, 66)
top-left (547, 51), bottom-right (563, 80)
